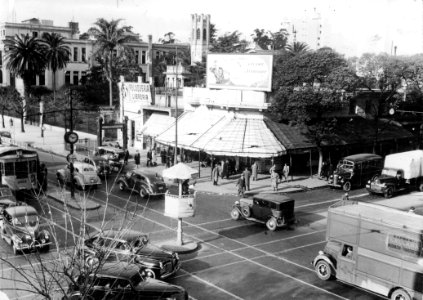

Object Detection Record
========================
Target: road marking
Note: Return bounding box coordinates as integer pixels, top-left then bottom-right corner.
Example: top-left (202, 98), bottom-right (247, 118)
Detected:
top-left (296, 192), bottom-right (368, 208)
top-left (196, 218), bottom-right (233, 226)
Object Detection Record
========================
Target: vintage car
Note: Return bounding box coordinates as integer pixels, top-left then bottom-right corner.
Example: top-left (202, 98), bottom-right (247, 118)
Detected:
top-left (0, 184), bottom-right (16, 202)
top-left (117, 170), bottom-right (167, 198)
top-left (65, 262), bottom-right (188, 300)
top-left (95, 146), bottom-right (125, 162)
top-left (75, 154), bottom-right (111, 178)
top-left (328, 153), bottom-right (383, 191)
top-left (0, 205), bottom-right (51, 254)
top-left (81, 229), bottom-right (180, 280)
top-left (231, 194), bottom-right (296, 231)
top-left (56, 162), bottom-right (102, 190)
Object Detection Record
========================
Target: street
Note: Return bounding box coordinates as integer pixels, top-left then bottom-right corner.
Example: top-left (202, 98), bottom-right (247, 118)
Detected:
top-left (0, 151), bottom-right (385, 300)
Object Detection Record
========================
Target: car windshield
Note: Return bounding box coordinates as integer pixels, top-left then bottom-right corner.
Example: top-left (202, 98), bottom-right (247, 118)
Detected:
top-left (83, 166), bottom-right (95, 172)
top-left (337, 160), bottom-right (354, 172)
top-left (13, 214), bottom-right (38, 227)
top-left (133, 236), bottom-right (148, 250)
top-left (0, 188), bottom-right (13, 197)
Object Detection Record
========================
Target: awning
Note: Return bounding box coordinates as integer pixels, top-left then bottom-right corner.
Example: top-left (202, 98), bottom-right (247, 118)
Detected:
top-left (139, 113), bottom-right (176, 138)
top-left (155, 106), bottom-right (227, 150)
top-left (194, 113), bottom-right (286, 158)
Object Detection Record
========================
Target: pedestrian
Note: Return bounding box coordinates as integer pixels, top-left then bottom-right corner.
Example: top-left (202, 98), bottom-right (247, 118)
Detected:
top-left (282, 163), bottom-right (290, 182)
top-left (124, 149), bottom-right (129, 165)
top-left (134, 150), bottom-right (141, 168)
top-left (225, 159), bottom-right (230, 179)
top-left (152, 149), bottom-right (157, 166)
top-left (236, 174), bottom-right (246, 197)
top-left (147, 149), bottom-right (152, 167)
top-left (220, 159), bottom-right (227, 179)
top-left (251, 161), bottom-right (258, 181)
top-left (243, 167), bottom-right (251, 191)
top-left (235, 157), bottom-right (240, 174)
top-left (161, 149), bottom-right (166, 165)
top-left (271, 169), bottom-right (279, 191)
top-left (342, 192), bottom-right (349, 201)
top-left (9, 118), bottom-right (13, 128)
top-left (212, 163), bottom-right (220, 185)
top-left (39, 163), bottom-right (48, 192)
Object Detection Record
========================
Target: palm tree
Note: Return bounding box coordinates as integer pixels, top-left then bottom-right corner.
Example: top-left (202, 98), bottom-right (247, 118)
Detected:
top-left (88, 18), bottom-right (137, 107)
top-left (41, 32), bottom-right (70, 101)
top-left (4, 34), bottom-right (46, 132)
top-left (286, 41), bottom-right (310, 55)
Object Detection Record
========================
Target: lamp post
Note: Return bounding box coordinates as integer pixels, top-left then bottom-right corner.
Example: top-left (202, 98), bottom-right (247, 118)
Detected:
top-left (65, 89), bottom-right (79, 199)
top-left (174, 48), bottom-right (179, 165)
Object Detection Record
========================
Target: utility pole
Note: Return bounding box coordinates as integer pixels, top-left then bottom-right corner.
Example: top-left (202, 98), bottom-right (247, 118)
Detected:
top-left (174, 47), bottom-right (179, 165)
top-left (69, 90), bottom-right (75, 199)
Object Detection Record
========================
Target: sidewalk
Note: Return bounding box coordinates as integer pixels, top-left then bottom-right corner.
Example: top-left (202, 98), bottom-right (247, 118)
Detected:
top-left (5, 117), bottom-right (329, 203)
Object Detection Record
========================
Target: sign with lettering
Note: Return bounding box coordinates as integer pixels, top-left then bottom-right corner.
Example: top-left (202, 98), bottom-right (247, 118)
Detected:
top-left (121, 82), bottom-right (152, 113)
top-left (206, 54), bottom-right (273, 92)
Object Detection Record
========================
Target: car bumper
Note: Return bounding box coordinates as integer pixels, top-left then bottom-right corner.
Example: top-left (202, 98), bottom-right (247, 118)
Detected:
top-left (366, 183), bottom-right (385, 194)
top-left (160, 260), bottom-right (181, 279)
top-left (16, 241), bottom-right (51, 251)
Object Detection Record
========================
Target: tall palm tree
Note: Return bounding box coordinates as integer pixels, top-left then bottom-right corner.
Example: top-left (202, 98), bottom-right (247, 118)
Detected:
top-left (41, 32), bottom-right (70, 101)
top-left (88, 18), bottom-right (137, 107)
top-left (286, 41), bottom-right (310, 55)
top-left (4, 34), bottom-right (46, 132)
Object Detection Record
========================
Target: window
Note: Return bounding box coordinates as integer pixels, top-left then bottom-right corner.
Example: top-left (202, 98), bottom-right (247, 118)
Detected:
top-left (10, 73), bottom-right (15, 87)
top-left (141, 51), bottom-right (146, 64)
top-left (0, 50), bottom-right (2, 66)
top-left (81, 71), bottom-right (87, 84)
top-left (73, 71), bottom-right (79, 85)
top-left (4, 162), bottom-right (14, 176)
top-left (135, 50), bottom-right (139, 64)
top-left (155, 51), bottom-right (160, 60)
top-left (81, 48), bottom-right (86, 62)
top-left (31, 74), bottom-right (36, 86)
top-left (65, 71), bottom-right (71, 84)
top-left (0, 70), bottom-right (2, 84)
top-left (203, 28), bottom-right (207, 41)
top-left (342, 245), bottom-right (353, 259)
top-left (113, 49), bottom-right (117, 58)
top-left (32, 31), bottom-right (38, 37)
top-left (73, 47), bottom-right (78, 61)
top-left (39, 72), bottom-right (45, 86)
top-left (196, 28), bottom-right (200, 40)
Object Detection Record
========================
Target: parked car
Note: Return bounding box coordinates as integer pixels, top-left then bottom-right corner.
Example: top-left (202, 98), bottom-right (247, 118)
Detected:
top-left (0, 184), bottom-right (16, 202)
top-left (95, 146), bottom-right (125, 162)
top-left (56, 162), bottom-right (102, 190)
top-left (0, 205), bottom-right (51, 254)
top-left (231, 193), bottom-right (296, 231)
top-left (328, 153), bottom-right (383, 191)
top-left (82, 229), bottom-right (180, 280)
top-left (102, 137), bottom-right (122, 149)
top-left (75, 154), bottom-right (111, 178)
top-left (65, 262), bottom-right (188, 300)
top-left (117, 170), bottom-right (167, 198)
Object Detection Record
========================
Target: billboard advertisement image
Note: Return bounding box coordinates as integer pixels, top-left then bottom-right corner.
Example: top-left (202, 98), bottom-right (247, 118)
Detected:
top-left (207, 54), bottom-right (273, 91)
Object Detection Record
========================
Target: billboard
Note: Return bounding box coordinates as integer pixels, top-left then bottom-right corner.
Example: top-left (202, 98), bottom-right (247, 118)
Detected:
top-left (121, 82), bottom-right (152, 114)
top-left (206, 54), bottom-right (273, 92)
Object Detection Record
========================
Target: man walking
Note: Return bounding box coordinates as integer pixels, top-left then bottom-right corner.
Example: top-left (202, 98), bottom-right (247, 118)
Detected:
top-left (212, 164), bottom-right (220, 185)
top-left (236, 174), bottom-right (246, 197)
top-left (282, 163), bottom-right (290, 182)
top-left (123, 149), bottom-right (129, 165)
top-left (251, 161), bottom-right (258, 181)
top-left (134, 150), bottom-right (141, 168)
top-left (147, 149), bottom-right (152, 167)
top-left (243, 167), bottom-right (251, 191)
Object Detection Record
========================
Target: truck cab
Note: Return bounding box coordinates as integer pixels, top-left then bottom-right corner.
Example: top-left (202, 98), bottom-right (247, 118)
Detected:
top-left (366, 169), bottom-right (409, 198)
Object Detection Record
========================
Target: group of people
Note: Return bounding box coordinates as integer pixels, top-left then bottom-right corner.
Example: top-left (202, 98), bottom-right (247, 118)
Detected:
top-left (270, 163), bottom-right (290, 191)
top-left (132, 149), bottom-right (159, 168)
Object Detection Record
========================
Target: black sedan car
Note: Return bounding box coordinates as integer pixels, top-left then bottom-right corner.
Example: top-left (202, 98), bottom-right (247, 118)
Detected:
top-left (0, 205), bottom-right (51, 254)
top-left (82, 229), bottom-right (180, 279)
top-left (117, 170), bottom-right (167, 198)
top-left (66, 262), bottom-right (188, 300)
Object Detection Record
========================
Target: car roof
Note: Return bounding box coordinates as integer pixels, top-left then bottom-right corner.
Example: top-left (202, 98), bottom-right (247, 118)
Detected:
top-left (98, 146), bottom-right (124, 152)
top-left (341, 153), bottom-right (382, 162)
top-left (252, 194), bottom-right (294, 204)
top-left (6, 205), bottom-right (37, 216)
top-left (97, 229), bottom-right (146, 242)
top-left (91, 262), bottom-right (140, 279)
top-left (73, 161), bottom-right (94, 168)
top-left (131, 169), bottom-right (160, 179)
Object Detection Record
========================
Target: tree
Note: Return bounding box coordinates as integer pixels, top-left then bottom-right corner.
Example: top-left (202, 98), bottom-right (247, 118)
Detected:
top-left (251, 29), bottom-right (273, 50)
top-left (209, 30), bottom-right (248, 53)
top-left (88, 18), bottom-right (138, 107)
top-left (40, 32), bottom-right (71, 101)
top-left (4, 34), bottom-right (46, 129)
top-left (286, 41), bottom-right (310, 55)
top-left (159, 32), bottom-right (176, 44)
top-left (0, 87), bottom-right (19, 128)
top-left (271, 49), bottom-right (359, 174)
top-left (251, 28), bottom-right (288, 51)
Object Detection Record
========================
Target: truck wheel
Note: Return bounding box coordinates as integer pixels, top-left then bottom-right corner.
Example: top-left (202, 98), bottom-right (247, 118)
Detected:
top-left (384, 188), bottom-right (394, 199)
top-left (231, 208), bottom-right (241, 220)
top-left (241, 206), bottom-right (251, 218)
top-left (391, 288), bottom-right (411, 300)
top-left (315, 260), bottom-right (332, 281)
top-left (266, 218), bottom-right (277, 231)
top-left (342, 181), bottom-right (351, 191)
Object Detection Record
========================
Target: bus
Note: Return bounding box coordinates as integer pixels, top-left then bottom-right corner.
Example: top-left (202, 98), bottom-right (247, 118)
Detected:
top-left (0, 146), bottom-right (40, 194)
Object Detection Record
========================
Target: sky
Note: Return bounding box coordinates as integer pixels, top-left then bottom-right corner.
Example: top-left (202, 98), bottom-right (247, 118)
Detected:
top-left (1, 0), bottom-right (422, 57)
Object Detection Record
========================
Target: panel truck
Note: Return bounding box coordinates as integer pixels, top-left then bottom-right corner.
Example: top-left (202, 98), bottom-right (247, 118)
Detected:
top-left (312, 200), bottom-right (423, 300)
top-left (366, 150), bottom-right (423, 198)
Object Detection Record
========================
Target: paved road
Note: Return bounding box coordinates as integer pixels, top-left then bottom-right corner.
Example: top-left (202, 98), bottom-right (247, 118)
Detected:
top-left (0, 151), bottom-right (385, 300)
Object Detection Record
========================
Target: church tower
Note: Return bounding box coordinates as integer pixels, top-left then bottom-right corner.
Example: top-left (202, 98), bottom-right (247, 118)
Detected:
top-left (190, 14), bottom-right (210, 64)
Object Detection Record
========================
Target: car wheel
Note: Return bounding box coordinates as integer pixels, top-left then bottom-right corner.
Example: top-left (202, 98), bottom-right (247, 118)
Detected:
top-left (241, 206), bottom-right (251, 218)
top-left (140, 189), bottom-right (148, 199)
top-left (342, 181), bottom-right (351, 192)
top-left (119, 182), bottom-right (125, 191)
top-left (143, 268), bottom-right (156, 279)
top-left (384, 187), bottom-right (394, 199)
top-left (12, 243), bottom-right (20, 255)
top-left (231, 208), bottom-right (241, 220)
top-left (391, 288), bottom-right (411, 300)
top-left (315, 260), bottom-right (332, 281)
top-left (266, 217), bottom-right (277, 231)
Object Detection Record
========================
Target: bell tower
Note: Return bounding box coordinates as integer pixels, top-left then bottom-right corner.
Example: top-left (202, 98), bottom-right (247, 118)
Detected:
top-left (190, 14), bottom-right (210, 64)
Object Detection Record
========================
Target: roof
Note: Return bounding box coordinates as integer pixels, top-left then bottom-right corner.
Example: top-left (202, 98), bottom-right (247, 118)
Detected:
top-left (253, 193), bottom-right (294, 204)
top-left (6, 205), bottom-right (37, 217)
top-left (265, 120), bottom-right (314, 152)
top-left (341, 153), bottom-right (382, 162)
top-left (330, 201), bottom-right (423, 232)
top-left (140, 113), bottom-right (175, 138)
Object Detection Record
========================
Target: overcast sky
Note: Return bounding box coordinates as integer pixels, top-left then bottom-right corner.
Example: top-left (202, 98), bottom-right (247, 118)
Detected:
top-left (1, 0), bottom-right (422, 56)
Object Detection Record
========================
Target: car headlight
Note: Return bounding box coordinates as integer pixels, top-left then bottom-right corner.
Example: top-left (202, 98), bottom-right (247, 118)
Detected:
top-left (234, 200), bottom-right (240, 205)
top-left (174, 253), bottom-right (179, 260)
top-left (159, 262), bottom-right (164, 269)
top-left (42, 230), bottom-right (50, 239)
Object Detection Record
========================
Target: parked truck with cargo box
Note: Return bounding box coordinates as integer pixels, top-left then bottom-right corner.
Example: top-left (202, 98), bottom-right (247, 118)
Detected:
top-left (312, 200), bottom-right (423, 300)
top-left (366, 150), bottom-right (423, 198)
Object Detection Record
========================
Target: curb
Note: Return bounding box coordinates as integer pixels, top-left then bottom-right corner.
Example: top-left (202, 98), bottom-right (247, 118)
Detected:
top-left (47, 194), bottom-right (101, 211)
